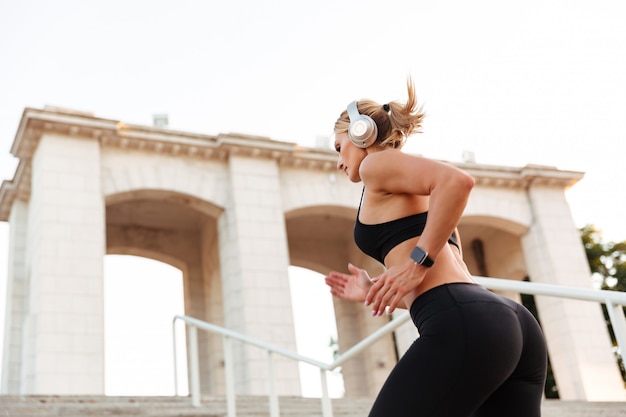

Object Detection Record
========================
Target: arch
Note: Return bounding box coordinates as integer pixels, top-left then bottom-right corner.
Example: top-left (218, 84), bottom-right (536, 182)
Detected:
top-left (106, 189), bottom-right (224, 219)
top-left (279, 167), bottom-right (363, 216)
top-left (105, 189), bottom-right (223, 269)
top-left (100, 148), bottom-right (230, 211)
top-left (458, 214), bottom-right (529, 305)
top-left (459, 214), bottom-right (529, 282)
top-left (461, 214), bottom-right (529, 237)
top-left (285, 205), bottom-right (364, 275)
top-left (104, 189), bottom-right (226, 395)
top-left (464, 187), bottom-right (533, 231)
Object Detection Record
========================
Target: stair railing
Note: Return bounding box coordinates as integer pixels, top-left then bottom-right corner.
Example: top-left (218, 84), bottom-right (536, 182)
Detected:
top-left (172, 276), bottom-right (626, 417)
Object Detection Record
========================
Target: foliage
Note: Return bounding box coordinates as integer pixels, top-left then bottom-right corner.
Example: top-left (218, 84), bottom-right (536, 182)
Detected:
top-left (329, 335), bottom-right (339, 360)
top-left (580, 224), bottom-right (626, 291)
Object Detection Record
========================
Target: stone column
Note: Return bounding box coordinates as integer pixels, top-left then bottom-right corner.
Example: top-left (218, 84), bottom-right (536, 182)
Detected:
top-left (20, 134), bottom-right (106, 394)
top-left (522, 183), bottom-right (626, 401)
top-left (200, 227), bottom-right (226, 395)
top-left (217, 155), bottom-right (300, 395)
top-left (183, 222), bottom-right (226, 395)
top-left (1, 199), bottom-right (29, 393)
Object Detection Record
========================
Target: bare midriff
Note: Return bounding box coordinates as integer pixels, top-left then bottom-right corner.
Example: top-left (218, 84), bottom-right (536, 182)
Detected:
top-left (384, 237), bottom-right (476, 310)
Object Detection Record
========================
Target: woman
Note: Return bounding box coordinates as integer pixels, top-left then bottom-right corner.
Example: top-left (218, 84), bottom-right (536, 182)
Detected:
top-left (325, 79), bottom-right (547, 417)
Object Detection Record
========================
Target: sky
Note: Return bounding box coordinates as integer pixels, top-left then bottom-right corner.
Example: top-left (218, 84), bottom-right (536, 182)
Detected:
top-left (1, 0), bottom-right (625, 396)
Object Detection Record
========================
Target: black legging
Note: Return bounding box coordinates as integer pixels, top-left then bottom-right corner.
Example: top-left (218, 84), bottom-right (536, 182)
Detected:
top-left (368, 282), bottom-right (547, 417)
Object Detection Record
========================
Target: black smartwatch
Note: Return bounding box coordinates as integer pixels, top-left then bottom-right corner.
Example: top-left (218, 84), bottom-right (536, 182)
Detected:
top-left (410, 246), bottom-right (435, 267)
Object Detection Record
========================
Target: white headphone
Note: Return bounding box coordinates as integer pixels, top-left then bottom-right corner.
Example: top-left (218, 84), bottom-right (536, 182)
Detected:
top-left (347, 101), bottom-right (378, 148)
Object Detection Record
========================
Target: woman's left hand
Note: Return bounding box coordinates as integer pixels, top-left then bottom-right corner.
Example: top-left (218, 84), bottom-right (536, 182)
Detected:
top-left (365, 260), bottom-right (426, 316)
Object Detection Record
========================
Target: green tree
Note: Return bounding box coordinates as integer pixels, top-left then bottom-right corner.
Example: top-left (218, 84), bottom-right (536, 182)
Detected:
top-left (580, 224), bottom-right (626, 291)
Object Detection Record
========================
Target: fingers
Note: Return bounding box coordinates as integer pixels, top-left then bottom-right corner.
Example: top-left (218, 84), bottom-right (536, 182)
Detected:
top-left (370, 287), bottom-right (392, 316)
top-left (379, 289), bottom-right (402, 316)
top-left (325, 271), bottom-right (347, 287)
top-left (325, 273), bottom-right (346, 293)
top-left (326, 270), bottom-right (359, 300)
top-left (365, 274), bottom-right (385, 310)
top-left (369, 287), bottom-right (402, 316)
top-left (386, 295), bottom-right (401, 315)
top-left (327, 264), bottom-right (380, 303)
top-left (365, 272), bottom-right (406, 316)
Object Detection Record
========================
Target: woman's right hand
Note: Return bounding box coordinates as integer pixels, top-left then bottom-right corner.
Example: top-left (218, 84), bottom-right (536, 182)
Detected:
top-left (325, 263), bottom-right (373, 302)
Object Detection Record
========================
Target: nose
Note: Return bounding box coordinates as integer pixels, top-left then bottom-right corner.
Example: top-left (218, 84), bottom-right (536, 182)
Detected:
top-left (337, 158), bottom-right (344, 171)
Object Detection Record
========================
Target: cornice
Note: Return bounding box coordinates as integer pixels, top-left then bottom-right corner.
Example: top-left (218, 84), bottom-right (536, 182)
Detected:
top-left (456, 161), bottom-right (584, 190)
top-left (0, 107), bottom-right (584, 221)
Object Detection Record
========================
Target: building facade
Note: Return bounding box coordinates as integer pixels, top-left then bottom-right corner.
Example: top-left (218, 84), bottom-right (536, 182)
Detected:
top-left (1, 106), bottom-right (624, 400)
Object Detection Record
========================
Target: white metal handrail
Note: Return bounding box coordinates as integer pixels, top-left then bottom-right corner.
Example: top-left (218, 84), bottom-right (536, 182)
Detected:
top-left (172, 277), bottom-right (626, 417)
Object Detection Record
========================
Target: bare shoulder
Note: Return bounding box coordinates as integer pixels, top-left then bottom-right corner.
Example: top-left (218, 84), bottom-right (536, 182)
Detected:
top-left (360, 149), bottom-right (417, 177)
top-left (359, 149), bottom-right (471, 195)
top-left (360, 149), bottom-right (428, 181)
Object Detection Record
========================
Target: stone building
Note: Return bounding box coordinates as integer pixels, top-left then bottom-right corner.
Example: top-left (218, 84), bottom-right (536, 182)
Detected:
top-left (1, 106), bottom-right (624, 400)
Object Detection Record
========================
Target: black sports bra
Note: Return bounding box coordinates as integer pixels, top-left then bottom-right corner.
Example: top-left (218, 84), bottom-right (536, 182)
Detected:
top-left (354, 190), bottom-right (459, 264)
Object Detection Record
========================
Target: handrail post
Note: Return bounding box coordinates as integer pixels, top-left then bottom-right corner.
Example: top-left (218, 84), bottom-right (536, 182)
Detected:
top-left (172, 318), bottom-right (179, 396)
top-left (266, 350), bottom-right (280, 417)
top-left (188, 325), bottom-right (201, 407)
top-left (605, 299), bottom-right (626, 358)
top-left (319, 368), bottom-right (334, 417)
top-left (223, 335), bottom-right (237, 417)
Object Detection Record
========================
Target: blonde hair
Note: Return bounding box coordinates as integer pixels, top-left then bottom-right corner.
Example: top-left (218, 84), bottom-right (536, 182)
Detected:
top-left (334, 78), bottom-right (425, 149)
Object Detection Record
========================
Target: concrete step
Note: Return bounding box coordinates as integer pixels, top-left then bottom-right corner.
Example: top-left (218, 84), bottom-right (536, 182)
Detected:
top-left (541, 400), bottom-right (626, 417)
top-left (1, 395), bottom-right (625, 417)
top-left (0, 395), bottom-right (371, 417)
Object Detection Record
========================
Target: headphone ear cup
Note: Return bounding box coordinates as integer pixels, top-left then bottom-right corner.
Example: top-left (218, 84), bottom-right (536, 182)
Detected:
top-left (347, 101), bottom-right (378, 148)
